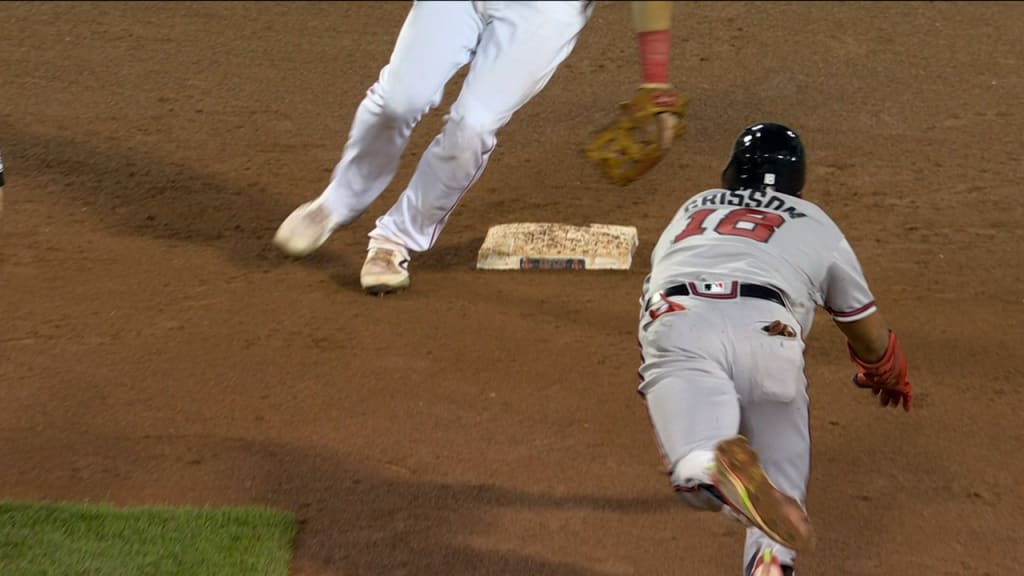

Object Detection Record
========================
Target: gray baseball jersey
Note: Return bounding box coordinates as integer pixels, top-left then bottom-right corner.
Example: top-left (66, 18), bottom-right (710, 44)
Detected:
top-left (643, 187), bottom-right (877, 337)
top-left (637, 187), bottom-right (878, 570)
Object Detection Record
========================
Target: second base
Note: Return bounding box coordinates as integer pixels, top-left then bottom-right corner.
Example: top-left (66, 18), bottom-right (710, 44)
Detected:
top-left (476, 222), bottom-right (639, 271)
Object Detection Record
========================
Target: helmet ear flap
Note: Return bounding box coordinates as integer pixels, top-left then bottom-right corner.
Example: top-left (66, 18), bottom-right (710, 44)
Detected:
top-left (721, 156), bottom-right (739, 191)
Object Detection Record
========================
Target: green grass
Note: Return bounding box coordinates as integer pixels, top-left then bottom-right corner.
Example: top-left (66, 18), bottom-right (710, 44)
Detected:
top-left (0, 500), bottom-right (296, 576)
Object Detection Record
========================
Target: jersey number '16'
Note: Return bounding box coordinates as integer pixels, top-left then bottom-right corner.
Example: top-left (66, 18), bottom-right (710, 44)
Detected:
top-left (673, 208), bottom-right (785, 244)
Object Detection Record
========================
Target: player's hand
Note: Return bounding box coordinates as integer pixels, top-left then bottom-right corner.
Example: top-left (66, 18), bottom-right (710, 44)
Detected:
top-left (643, 84), bottom-right (684, 150)
top-left (848, 330), bottom-right (913, 413)
top-left (852, 373), bottom-right (912, 412)
top-left (654, 111), bottom-right (681, 151)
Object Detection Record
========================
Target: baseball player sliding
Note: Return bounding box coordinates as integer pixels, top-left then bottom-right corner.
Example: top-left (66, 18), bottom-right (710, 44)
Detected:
top-left (274, 1), bottom-right (685, 293)
top-left (637, 123), bottom-right (914, 576)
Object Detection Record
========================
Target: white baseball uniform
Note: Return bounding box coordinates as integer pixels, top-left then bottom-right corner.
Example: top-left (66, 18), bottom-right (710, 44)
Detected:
top-left (315, 0), bottom-right (594, 252)
top-left (637, 187), bottom-right (877, 569)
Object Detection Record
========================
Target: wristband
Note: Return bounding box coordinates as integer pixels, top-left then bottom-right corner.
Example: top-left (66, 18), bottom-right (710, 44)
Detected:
top-left (637, 30), bottom-right (671, 85)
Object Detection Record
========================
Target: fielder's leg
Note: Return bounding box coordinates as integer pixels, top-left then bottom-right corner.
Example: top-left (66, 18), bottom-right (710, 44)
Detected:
top-left (369, 1), bottom-right (593, 252)
top-left (274, 1), bottom-right (483, 257)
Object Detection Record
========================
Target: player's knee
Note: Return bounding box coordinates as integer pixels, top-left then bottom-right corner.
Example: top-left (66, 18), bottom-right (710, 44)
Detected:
top-left (669, 450), bottom-right (723, 512)
top-left (368, 83), bottom-right (438, 126)
top-left (379, 97), bottom-right (429, 125)
top-left (435, 115), bottom-right (496, 173)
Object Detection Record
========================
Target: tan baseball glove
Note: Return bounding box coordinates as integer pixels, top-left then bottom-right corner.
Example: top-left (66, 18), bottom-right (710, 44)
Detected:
top-left (585, 84), bottom-right (686, 186)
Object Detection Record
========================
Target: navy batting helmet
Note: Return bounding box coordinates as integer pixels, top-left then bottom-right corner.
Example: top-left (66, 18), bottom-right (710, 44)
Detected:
top-left (721, 123), bottom-right (805, 197)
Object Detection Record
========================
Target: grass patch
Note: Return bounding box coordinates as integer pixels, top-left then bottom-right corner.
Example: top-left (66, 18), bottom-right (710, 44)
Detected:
top-left (0, 500), bottom-right (295, 576)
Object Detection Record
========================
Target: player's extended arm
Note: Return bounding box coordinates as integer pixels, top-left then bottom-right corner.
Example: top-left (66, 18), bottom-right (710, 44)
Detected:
top-left (837, 310), bottom-right (890, 363)
top-left (834, 311), bottom-right (913, 412)
top-left (584, 2), bottom-right (685, 185)
top-left (632, 1), bottom-right (674, 86)
top-left (632, 1), bottom-right (680, 150)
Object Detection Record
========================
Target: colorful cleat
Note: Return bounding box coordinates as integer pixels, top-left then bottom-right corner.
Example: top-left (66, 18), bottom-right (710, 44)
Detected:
top-left (712, 436), bottom-right (815, 552)
top-left (748, 548), bottom-right (793, 576)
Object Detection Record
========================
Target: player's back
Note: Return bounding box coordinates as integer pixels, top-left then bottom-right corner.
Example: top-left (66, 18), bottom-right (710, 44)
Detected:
top-left (646, 187), bottom-right (868, 335)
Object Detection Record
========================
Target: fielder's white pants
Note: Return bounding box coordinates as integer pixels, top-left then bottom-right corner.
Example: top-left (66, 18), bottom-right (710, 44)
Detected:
top-left (638, 296), bottom-right (812, 570)
top-left (319, 0), bottom-right (592, 252)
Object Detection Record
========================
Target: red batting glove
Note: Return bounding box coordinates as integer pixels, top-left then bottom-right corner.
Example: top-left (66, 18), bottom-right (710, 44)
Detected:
top-left (849, 331), bottom-right (913, 412)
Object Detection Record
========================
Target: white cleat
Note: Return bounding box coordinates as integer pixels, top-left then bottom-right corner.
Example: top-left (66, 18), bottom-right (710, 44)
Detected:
top-left (360, 243), bottom-right (410, 295)
top-left (273, 199), bottom-right (339, 257)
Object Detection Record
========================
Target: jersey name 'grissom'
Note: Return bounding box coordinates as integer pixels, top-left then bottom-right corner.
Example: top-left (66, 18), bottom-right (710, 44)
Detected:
top-left (645, 187), bottom-right (877, 337)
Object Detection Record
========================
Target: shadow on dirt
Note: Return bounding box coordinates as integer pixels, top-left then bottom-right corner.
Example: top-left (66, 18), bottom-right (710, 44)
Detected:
top-left (2, 123), bottom-right (295, 271)
top-left (4, 122), bottom-right (493, 280)
top-left (4, 432), bottom-right (670, 576)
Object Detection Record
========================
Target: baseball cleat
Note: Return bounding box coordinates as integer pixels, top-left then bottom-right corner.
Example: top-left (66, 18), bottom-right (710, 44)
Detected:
top-left (273, 199), bottom-right (339, 257)
top-left (360, 246), bottom-right (410, 294)
top-left (713, 436), bottom-right (815, 553)
top-left (747, 548), bottom-right (793, 576)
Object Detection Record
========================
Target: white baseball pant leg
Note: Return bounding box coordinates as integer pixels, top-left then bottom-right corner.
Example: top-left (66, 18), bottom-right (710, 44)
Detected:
top-left (370, 1), bottom-right (593, 251)
top-left (318, 1), bottom-right (484, 227)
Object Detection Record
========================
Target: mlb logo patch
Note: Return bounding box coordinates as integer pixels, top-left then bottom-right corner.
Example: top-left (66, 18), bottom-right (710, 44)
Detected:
top-left (702, 281), bottom-right (729, 294)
